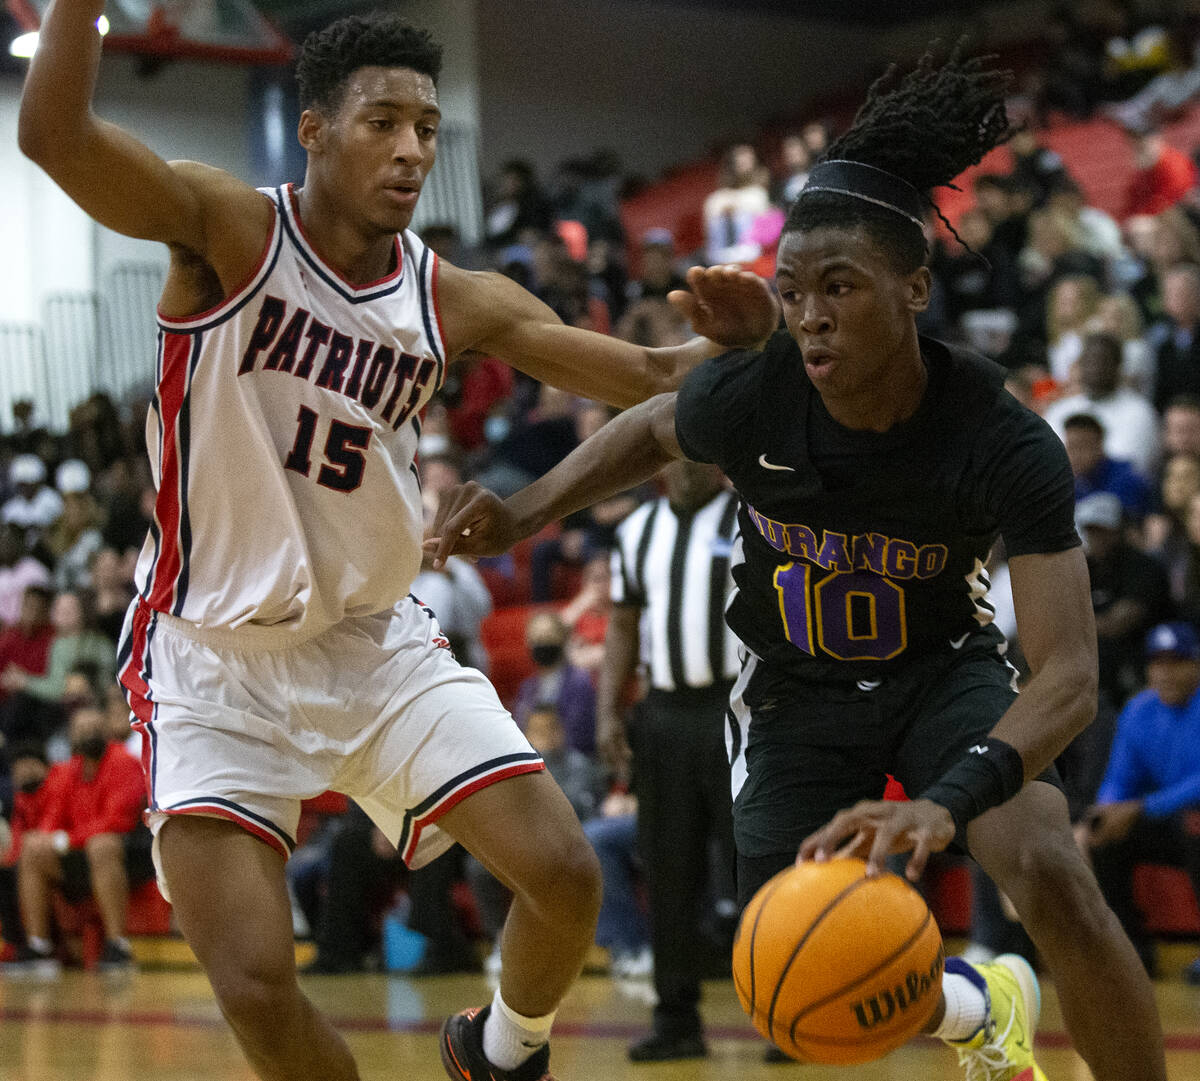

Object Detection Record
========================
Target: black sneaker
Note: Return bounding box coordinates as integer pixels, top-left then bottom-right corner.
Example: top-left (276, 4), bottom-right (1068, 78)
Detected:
top-left (440, 1006), bottom-right (555, 1081)
top-left (97, 939), bottom-right (135, 972)
top-left (627, 1029), bottom-right (707, 1062)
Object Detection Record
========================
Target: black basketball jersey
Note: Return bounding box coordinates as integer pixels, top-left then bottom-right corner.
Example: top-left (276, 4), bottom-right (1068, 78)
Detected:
top-left (674, 331), bottom-right (1079, 681)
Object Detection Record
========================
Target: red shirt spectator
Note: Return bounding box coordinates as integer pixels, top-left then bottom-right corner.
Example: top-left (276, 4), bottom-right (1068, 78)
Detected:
top-left (0, 585), bottom-right (54, 703)
top-left (444, 355), bottom-right (515, 451)
top-left (37, 742), bottom-right (145, 849)
top-left (1122, 129), bottom-right (1198, 219)
top-left (4, 775), bottom-right (51, 867)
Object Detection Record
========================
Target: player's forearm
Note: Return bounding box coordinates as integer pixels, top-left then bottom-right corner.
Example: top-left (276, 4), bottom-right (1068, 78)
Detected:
top-left (505, 395), bottom-right (679, 541)
top-left (597, 608), bottom-right (640, 721)
top-left (988, 651), bottom-right (1098, 781)
top-left (644, 337), bottom-right (730, 396)
top-left (17, 0), bottom-right (106, 163)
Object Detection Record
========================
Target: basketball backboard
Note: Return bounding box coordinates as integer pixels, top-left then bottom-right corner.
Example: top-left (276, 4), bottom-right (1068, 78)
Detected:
top-left (8, 0), bottom-right (294, 64)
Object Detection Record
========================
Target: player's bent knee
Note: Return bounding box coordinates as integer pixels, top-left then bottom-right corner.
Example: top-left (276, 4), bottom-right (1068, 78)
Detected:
top-left (207, 963), bottom-right (299, 1029)
top-left (998, 832), bottom-right (1108, 932)
top-left (516, 831), bottom-right (602, 923)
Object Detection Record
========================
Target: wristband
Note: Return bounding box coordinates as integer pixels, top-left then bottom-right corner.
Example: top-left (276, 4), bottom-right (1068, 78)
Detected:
top-left (917, 738), bottom-right (1025, 836)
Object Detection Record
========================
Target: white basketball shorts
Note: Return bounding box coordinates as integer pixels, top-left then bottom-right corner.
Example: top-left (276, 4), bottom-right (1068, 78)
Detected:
top-left (117, 595), bottom-right (543, 899)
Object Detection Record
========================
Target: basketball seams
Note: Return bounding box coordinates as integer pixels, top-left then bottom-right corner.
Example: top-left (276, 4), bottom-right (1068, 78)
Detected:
top-left (765, 875), bottom-right (875, 1043)
top-left (787, 908), bottom-right (939, 1048)
top-left (742, 870), bottom-right (792, 1018)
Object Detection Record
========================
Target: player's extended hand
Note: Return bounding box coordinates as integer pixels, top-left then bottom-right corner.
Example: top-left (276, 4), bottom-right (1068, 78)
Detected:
top-left (423, 481), bottom-right (524, 569)
top-left (796, 798), bottom-right (957, 882)
top-left (668, 264), bottom-right (780, 350)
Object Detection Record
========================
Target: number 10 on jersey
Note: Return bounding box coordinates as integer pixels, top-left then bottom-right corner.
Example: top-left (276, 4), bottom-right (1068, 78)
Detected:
top-left (773, 562), bottom-right (908, 661)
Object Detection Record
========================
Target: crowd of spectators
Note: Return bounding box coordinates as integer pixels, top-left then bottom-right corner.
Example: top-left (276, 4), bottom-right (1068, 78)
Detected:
top-left (6, 9), bottom-right (1200, 987)
top-left (0, 395), bottom-right (153, 974)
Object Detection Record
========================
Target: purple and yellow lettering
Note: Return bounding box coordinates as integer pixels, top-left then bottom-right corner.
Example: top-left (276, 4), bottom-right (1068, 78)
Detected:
top-left (393, 358), bottom-right (438, 430)
top-left (815, 530), bottom-right (853, 572)
top-left (264, 309), bottom-right (309, 372)
top-left (852, 533), bottom-right (888, 575)
top-left (748, 508), bottom-right (785, 552)
top-left (884, 539), bottom-right (918, 579)
top-left (783, 523), bottom-right (818, 561)
top-left (343, 339), bottom-right (374, 400)
top-left (359, 346), bottom-right (396, 409)
top-left (917, 544), bottom-right (949, 579)
top-left (315, 332), bottom-right (355, 392)
top-left (294, 320), bottom-right (332, 380)
top-left (238, 295), bottom-right (286, 374)
top-left (381, 353), bottom-right (420, 422)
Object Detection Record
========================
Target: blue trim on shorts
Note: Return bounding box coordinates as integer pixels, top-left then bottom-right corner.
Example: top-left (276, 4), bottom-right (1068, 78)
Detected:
top-left (163, 796), bottom-right (297, 852)
top-left (396, 751), bottom-right (544, 857)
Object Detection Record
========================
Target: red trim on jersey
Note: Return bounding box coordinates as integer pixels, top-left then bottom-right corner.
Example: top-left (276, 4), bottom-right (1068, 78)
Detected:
top-left (431, 252), bottom-right (447, 366)
top-left (146, 335), bottom-right (191, 611)
top-left (156, 805), bottom-right (291, 859)
top-left (401, 760), bottom-right (545, 865)
top-left (286, 184), bottom-right (404, 291)
top-left (119, 601), bottom-right (155, 726)
top-left (156, 195), bottom-right (279, 326)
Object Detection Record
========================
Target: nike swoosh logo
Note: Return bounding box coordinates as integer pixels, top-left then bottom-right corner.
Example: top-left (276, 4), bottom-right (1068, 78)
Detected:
top-left (758, 454), bottom-right (795, 472)
top-left (949, 633), bottom-right (969, 649)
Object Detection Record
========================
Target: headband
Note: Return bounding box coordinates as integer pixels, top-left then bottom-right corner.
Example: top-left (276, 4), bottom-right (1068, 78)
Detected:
top-left (798, 159), bottom-right (926, 229)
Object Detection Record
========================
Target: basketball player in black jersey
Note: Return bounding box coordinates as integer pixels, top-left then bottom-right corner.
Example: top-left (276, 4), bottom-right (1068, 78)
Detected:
top-left (430, 47), bottom-right (1166, 1081)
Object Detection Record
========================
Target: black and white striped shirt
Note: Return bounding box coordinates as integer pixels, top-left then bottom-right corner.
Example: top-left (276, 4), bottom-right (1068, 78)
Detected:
top-left (611, 489), bottom-right (741, 691)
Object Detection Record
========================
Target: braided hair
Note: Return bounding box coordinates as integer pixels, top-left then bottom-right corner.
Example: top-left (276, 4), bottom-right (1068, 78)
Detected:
top-left (784, 43), bottom-right (1014, 271)
top-left (297, 14), bottom-right (443, 115)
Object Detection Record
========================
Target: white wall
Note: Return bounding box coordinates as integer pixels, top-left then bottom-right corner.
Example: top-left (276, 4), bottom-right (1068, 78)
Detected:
top-left (0, 57), bottom-right (252, 322)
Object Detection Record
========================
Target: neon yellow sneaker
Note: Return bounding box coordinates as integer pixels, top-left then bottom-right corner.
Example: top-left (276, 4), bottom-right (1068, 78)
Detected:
top-left (949, 953), bottom-right (1048, 1081)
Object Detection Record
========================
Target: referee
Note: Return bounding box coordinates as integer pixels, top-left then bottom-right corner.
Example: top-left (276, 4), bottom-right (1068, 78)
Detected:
top-left (599, 459), bottom-right (740, 1062)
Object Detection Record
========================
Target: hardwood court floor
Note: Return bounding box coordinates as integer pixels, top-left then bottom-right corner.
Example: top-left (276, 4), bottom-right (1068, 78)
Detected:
top-left (0, 966), bottom-right (1198, 1080)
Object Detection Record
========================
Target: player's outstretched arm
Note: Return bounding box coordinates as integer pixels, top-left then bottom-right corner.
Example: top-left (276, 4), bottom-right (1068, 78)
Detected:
top-left (18, 0), bottom-right (266, 252)
top-left (425, 392), bottom-right (683, 566)
top-left (436, 261), bottom-right (779, 408)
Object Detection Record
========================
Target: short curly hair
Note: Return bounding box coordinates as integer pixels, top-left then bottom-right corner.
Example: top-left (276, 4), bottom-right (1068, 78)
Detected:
top-left (296, 13), bottom-right (443, 114)
top-left (785, 43), bottom-right (1013, 271)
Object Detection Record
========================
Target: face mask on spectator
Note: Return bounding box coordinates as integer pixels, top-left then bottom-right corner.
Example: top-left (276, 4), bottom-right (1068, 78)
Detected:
top-left (530, 643), bottom-right (564, 667)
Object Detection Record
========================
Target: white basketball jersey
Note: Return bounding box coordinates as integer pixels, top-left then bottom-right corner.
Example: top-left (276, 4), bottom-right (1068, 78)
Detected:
top-left (134, 184), bottom-right (446, 639)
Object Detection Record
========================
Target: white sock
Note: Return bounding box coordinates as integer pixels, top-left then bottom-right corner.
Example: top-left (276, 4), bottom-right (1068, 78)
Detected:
top-left (482, 988), bottom-right (556, 1071)
top-left (933, 971), bottom-right (989, 1042)
top-left (27, 936), bottom-right (52, 956)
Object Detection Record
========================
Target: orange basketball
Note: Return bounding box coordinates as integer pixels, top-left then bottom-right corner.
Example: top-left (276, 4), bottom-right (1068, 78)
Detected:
top-left (732, 857), bottom-right (944, 1065)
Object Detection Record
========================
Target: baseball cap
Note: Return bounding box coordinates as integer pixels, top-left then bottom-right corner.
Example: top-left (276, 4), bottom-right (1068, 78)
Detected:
top-left (1075, 492), bottom-right (1122, 531)
top-left (9, 454), bottom-right (46, 486)
top-left (55, 459), bottom-right (91, 495)
top-left (1145, 621), bottom-right (1200, 661)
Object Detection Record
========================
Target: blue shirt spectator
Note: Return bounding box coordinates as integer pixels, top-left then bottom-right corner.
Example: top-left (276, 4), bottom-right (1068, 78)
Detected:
top-left (1096, 622), bottom-right (1200, 818)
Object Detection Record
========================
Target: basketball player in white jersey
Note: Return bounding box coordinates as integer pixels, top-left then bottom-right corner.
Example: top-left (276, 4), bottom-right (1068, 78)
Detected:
top-left (18, 5), bottom-right (778, 1081)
